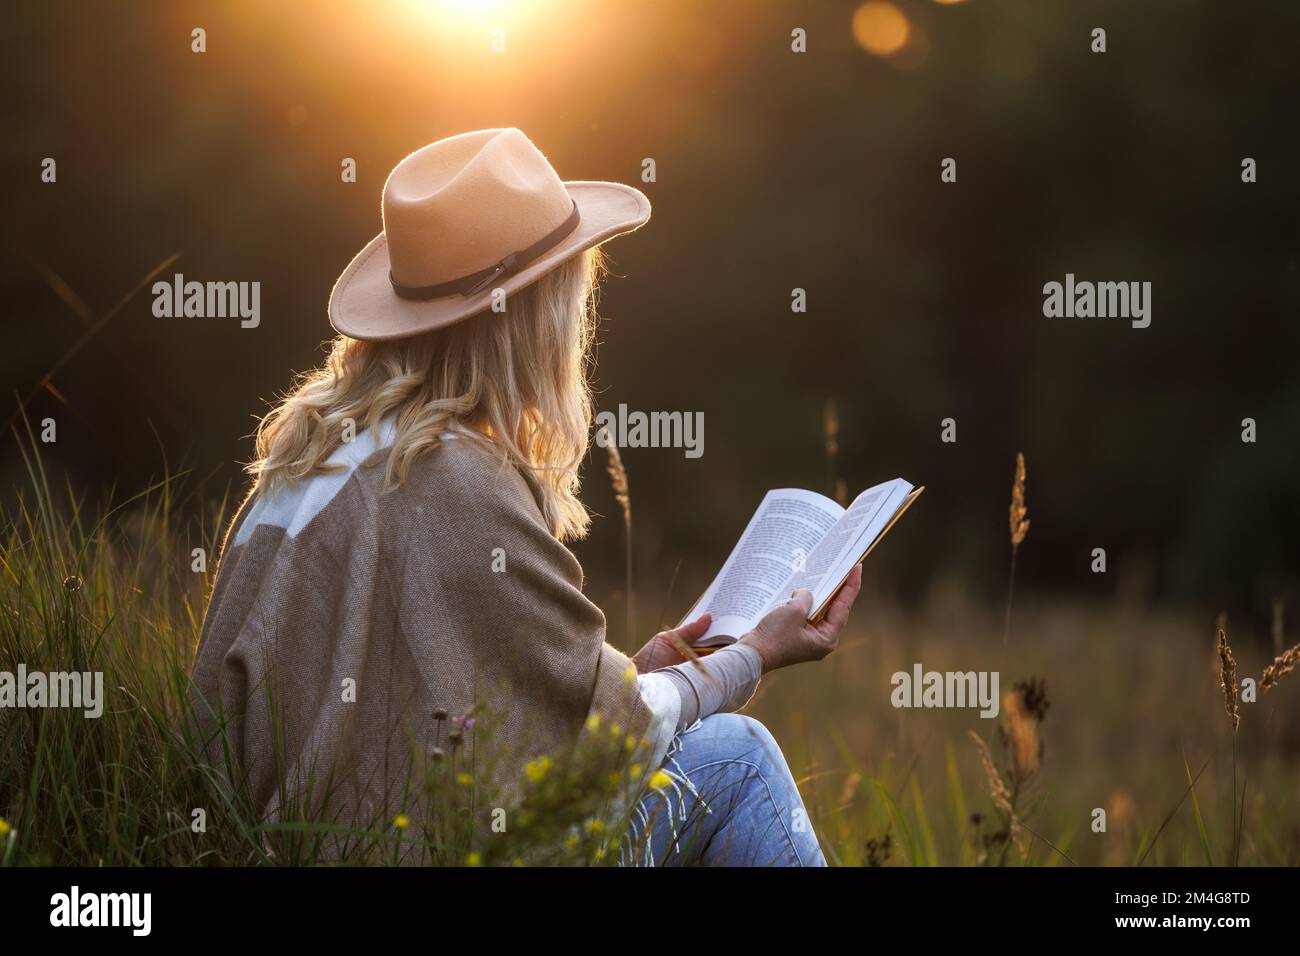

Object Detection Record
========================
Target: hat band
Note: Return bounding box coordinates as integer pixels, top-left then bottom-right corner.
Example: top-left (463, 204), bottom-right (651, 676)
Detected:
top-left (389, 201), bottom-right (582, 300)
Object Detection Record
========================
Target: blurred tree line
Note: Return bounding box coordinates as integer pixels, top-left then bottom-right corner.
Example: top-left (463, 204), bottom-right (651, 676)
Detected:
top-left (3, 0), bottom-right (1298, 636)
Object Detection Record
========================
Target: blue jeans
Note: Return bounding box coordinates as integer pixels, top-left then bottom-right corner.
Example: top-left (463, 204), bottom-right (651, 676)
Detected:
top-left (621, 713), bottom-right (827, 866)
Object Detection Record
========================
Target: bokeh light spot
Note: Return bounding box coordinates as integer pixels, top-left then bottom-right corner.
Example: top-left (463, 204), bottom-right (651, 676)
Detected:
top-left (852, 2), bottom-right (911, 57)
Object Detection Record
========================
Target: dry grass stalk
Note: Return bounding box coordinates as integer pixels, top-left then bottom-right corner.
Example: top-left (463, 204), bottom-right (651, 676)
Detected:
top-left (822, 399), bottom-right (840, 457)
top-left (1261, 639), bottom-right (1300, 694)
top-left (1216, 627), bottom-right (1240, 734)
top-left (1003, 452), bottom-right (1030, 646)
top-left (1001, 690), bottom-right (1039, 783)
top-left (823, 399), bottom-right (845, 506)
top-left (601, 426), bottom-right (633, 647)
top-left (1009, 452), bottom-right (1030, 546)
top-left (1103, 790), bottom-right (1136, 866)
top-left (837, 770), bottom-right (862, 809)
top-left (602, 427), bottom-right (631, 530)
top-left (1107, 790), bottom-right (1135, 830)
top-left (968, 730), bottom-right (1025, 857)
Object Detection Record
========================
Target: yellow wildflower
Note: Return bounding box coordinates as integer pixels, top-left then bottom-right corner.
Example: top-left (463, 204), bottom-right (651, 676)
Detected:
top-left (393, 814), bottom-right (410, 830)
top-left (524, 755), bottom-right (552, 782)
top-left (647, 769), bottom-right (673, 791)
top-left (584, 818), bottom-right (606, 834)
top-left (456, 772), bottom-right (473, 786)
top-left (623, 664), bottom-right (637, 684)
top-left (0, 817), bottom-right (10, 837)
top-left (585, 713), bottom-right (601, 732)
top-left (627, 763), bottom-right (643, 779)
top-left (466, 851), bottom-right (482, 867)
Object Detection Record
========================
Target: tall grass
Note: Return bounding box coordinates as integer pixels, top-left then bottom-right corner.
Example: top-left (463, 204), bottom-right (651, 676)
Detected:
top-left (0, 431), bottom-right (243, 865)
top-left (3, 428), bottom-right (1300, 866)
top-left (751, 441), bottom-right (1300, 866)
top-left (0, 432), bottom-right (661, 866)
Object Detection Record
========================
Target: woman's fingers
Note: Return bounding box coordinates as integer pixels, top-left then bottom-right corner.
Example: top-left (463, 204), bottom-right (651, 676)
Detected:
top-left (674, 612), bottom-right (712, 644)
top-left (817, 564), bottom-right (862, 635)
top-left (636, 613), bottom-right (712, 671)
top-left (633, 635), bottom-right (677, 672)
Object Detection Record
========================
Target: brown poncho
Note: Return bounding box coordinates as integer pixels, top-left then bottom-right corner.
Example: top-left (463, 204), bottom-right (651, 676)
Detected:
top-left (188, 425), bottom-right (652, 826)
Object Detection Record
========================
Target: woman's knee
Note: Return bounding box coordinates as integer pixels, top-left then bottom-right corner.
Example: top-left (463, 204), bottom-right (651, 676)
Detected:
top-left (693, 713), bottom-right (787, 769)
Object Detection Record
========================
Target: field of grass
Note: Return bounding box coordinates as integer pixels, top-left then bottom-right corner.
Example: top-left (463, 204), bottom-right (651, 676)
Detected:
top-left (752, 585), bottom-right (1300, 866)
top-left (0, 445), bottom-right (666, 866)
top-left (2, 437), bottom-right (1298, 866)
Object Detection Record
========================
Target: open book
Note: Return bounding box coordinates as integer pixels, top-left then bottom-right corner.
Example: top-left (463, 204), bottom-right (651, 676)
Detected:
top-left (681, 479), bottom-right (922, 647)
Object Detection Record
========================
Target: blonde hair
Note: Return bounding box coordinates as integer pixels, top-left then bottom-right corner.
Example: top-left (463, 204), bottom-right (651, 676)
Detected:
top-left (248, 249), bottom-right (605, 541)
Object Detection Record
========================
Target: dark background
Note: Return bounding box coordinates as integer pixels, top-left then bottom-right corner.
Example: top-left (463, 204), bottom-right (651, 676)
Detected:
top-left (3, 0), bottom-right (1298, 639)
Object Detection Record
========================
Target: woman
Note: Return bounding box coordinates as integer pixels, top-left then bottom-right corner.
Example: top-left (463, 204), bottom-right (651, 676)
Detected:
top-left (190, 128), bottom-right (863, 867)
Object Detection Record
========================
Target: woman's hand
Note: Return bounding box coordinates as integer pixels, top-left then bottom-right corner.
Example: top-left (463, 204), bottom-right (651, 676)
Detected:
top-left (632, 613), bottom-right (712, 673)
top-left (738, 564), bottom-right (863, 673)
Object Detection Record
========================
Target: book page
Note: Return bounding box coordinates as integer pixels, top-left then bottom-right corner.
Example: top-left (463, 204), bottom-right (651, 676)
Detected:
top-left (685, 489), bottom-right (844, 645)
top-left (769, 480), bottom-right (903, 613)
top-left (802, 478), bottom-right (913, 614)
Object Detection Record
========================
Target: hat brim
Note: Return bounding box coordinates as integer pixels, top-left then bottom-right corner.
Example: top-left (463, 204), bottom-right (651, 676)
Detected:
top-left (328, 181), bottom-right (650, 341)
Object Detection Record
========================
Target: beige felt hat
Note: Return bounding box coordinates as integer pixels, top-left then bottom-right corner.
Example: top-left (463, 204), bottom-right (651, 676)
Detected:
top-left (328, 128), bottom-right (651, 341)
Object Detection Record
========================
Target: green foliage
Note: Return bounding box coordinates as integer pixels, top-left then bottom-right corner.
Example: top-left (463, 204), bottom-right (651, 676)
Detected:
top-left (0, 437), bottom-right (653, 866)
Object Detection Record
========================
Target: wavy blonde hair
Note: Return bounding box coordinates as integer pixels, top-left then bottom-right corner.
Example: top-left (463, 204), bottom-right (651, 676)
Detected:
top-left (247, 249), bottom-right (605, 541)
